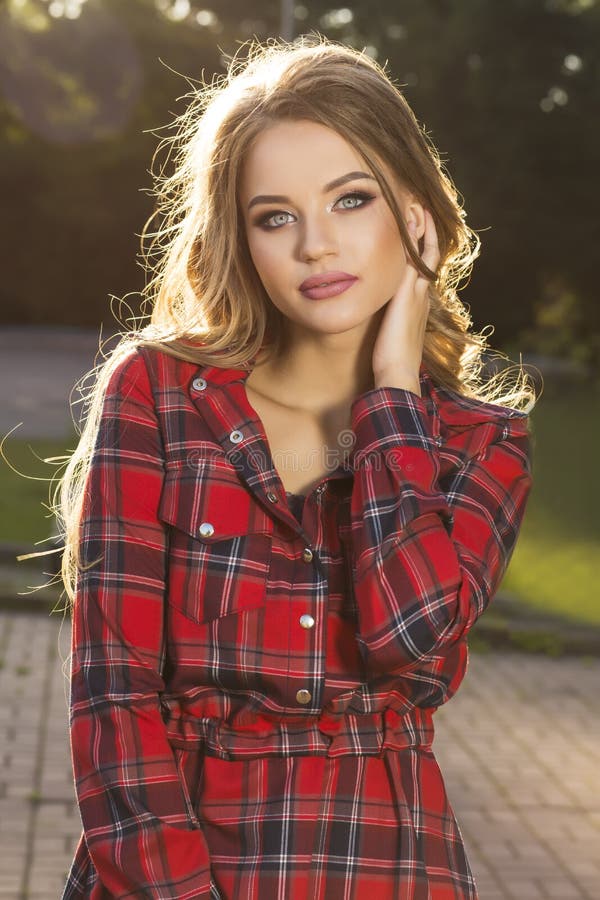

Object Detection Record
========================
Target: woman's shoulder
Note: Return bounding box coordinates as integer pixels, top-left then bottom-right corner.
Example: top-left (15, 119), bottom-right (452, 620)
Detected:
top-left (424, 371), bottom-right (531, 437)
top-left (439, 384), bottom-right (529, 422)
top-left (102, 341), bottom-right (203, 394)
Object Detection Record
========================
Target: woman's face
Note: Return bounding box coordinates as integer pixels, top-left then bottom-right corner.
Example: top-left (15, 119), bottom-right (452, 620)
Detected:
top-left (238, 119), bottom-right (425, 343)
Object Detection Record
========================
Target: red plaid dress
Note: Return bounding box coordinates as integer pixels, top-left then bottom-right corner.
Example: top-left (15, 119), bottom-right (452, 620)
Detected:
top-left (62, 344), bottom-right (532, 899)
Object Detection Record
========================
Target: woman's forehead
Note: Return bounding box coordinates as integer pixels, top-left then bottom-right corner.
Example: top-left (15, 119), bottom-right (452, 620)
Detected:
top-left (238, 120), bottom-right (375, 197)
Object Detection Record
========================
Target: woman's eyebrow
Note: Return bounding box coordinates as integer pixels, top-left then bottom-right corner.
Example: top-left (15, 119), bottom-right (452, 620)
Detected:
top-left (247, 171), bottom-right (376, 210)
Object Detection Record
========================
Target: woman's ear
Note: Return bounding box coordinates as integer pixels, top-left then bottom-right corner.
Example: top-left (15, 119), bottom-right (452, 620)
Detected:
top-left (405, 200), bottom-right (426, 241)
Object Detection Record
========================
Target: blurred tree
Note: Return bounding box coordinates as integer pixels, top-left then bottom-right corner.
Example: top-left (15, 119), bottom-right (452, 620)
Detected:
top-left (0, 0), bottom-right (597, 368)
top-left (0, 0), bottom-right (225, 329)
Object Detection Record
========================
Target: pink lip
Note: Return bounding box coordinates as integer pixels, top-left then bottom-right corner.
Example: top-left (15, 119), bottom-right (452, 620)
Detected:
top-left (300, 272), bottom-right (358, 300)
top-left (299, 270), bottom-right (357, 292)
top-left (300, 279), bottom-right (358, 300)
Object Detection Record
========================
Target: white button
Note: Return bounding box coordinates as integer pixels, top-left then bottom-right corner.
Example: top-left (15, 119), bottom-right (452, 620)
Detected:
top-left (299, 614), bottom-right (315, 629)
top-left (192, 376), bottom-right (207, 392)
top-left (198, 522), bottom-right (215, 537)
top-left (296, 689), bottom-right (312, 705)
top-left (229, 430), bottom-right (244, 444)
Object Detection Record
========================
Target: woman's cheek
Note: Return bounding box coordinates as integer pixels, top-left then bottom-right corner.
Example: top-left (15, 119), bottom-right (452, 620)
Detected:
top-left (248, 238), bottom-right (278, 281)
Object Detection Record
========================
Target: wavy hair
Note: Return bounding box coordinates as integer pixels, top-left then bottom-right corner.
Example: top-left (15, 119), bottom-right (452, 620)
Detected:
top-left (54, 34), bottom-right (536, 602)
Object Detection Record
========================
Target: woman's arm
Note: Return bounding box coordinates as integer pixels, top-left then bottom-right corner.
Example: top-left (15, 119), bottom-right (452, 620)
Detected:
top-left (68, 349), bottom-right (217, 898)
top-left (348, 385), bottom-right (532, 676)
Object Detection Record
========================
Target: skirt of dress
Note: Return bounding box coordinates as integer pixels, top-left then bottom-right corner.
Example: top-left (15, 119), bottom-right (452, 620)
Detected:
top-left (194, 747), bottom-right (478, 900)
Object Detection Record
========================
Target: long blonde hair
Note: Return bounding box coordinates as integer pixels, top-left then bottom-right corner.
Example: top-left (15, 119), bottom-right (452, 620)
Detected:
top-left (55, 34), bottom-right (536, 602)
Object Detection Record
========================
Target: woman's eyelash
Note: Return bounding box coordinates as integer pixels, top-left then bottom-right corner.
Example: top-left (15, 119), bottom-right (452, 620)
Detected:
top-left (336, 191), bottom-right (376, 210)
top-left (257, 210), bottom-right (294, 229)
top-left (256, 190), bottom-right (376, 229)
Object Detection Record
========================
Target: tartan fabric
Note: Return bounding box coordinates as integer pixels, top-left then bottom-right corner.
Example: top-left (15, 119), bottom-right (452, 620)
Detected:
top-left (62, 345), bottom-right (533, 899)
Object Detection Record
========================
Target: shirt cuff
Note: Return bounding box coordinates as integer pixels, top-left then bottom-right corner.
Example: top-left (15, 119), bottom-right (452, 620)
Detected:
top-left (350, 387), bottom-right (439, 464)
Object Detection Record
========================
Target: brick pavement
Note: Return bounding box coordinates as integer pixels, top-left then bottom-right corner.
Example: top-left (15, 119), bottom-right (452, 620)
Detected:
top-left (0, 610), bottom-right (599, 900)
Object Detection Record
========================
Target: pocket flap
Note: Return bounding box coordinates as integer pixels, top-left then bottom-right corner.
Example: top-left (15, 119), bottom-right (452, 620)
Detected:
top-left (159, 460), bottom-right (274, 541)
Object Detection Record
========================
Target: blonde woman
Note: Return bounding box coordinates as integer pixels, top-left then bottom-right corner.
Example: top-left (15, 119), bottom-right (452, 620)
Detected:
top-left (60, 36), bottom-right (534, 899)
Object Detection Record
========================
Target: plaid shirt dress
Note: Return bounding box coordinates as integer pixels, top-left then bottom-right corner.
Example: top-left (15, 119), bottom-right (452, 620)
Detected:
top-left (62, 344), bottom-right (533, 899)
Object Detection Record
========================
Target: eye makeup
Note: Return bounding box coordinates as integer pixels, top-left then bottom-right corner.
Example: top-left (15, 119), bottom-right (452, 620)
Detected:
top-left (254, 190), bottom-right (377, 230)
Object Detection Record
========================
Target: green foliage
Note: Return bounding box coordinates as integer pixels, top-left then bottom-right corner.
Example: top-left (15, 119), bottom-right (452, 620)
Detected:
top-left (517, 275), bottom-right (600, 370)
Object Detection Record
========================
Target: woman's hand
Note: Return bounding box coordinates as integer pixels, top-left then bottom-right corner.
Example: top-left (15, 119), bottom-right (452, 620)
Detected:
top-left (371, 209), bottom-right (441, 395)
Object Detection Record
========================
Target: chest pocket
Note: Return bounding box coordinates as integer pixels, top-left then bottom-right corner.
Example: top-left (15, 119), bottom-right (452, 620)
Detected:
top-left (158, 460), bottom-right (274, 625)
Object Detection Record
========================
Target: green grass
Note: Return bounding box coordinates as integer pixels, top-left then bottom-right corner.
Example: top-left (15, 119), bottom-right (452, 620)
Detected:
top-left (501, 380), bottom-right (600, 625)
top-left (0, 383), bottom-right (598, 625)
top-left (0, 435), bottom-right (76, 546)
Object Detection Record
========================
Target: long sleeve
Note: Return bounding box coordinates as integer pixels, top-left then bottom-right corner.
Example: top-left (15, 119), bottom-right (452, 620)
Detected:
top-left (68, 349), bottom-right (217, 898)
top-left (349, 386), bottom-right (532, 676)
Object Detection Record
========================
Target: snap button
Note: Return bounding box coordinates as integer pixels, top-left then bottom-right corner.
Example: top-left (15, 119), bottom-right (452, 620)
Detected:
top-left (198, 522), bottom-right (215, 538)
top-left (191, 376), bottom-right (207, 392)
top-left (229, 430), bottom-right (244, 444)
top-left (266, 491), bottom-right (279, 503)
top-left (299, 614), bottom-right (315, 629)
top-left (301, 547), bottom-right (313, 563)
top-left (296, 689), bottom-right (312, 705)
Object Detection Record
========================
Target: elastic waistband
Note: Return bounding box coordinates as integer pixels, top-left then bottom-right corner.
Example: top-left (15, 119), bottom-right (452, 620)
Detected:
top-left (164, 705), bottom-right (435, 760)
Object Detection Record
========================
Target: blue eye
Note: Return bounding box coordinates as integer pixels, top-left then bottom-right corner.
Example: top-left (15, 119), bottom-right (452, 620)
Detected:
top-left (336, 191), bottom-right (375, 210)
top-left (260, 211), bottom-right (294, 229)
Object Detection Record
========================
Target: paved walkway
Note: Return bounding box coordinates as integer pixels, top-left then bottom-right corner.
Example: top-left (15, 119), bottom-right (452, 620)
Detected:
top-left (0, 610), bottom-right (598, 900)
top-left (0, 327), bottom-right (105, 440)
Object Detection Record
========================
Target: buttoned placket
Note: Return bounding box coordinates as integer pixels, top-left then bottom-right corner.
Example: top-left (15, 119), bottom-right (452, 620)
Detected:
top-left (265, 477), bottom-right (331, 710)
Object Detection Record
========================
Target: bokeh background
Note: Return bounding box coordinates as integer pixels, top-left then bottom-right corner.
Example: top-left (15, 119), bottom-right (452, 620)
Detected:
top-left (1, 0), bottom-right (599, 645)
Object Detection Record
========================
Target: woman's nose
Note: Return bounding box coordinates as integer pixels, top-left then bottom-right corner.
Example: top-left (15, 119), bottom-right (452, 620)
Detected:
top-left (297, 215), bottom-right (338, 261)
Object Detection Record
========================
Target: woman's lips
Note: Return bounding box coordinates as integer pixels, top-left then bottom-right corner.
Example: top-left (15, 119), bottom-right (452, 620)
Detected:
top-left (300, 277), bottom-right (358, 300)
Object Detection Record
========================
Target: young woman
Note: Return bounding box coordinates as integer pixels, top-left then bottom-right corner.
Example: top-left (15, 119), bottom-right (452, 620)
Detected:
top-left (59, 36), bottom-right (535, 899)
